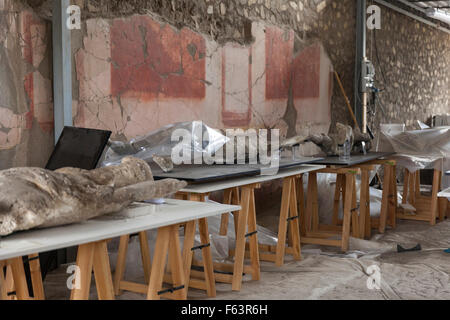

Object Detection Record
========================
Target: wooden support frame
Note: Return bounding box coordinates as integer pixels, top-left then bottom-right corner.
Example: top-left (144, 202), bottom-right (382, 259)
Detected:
top-left (438, 198), bottom-right (449, 221)
top-left (113, 232), bottom-right (153, 296)
top-left (360, 159), bottom-right (398, 235)
top-left (378, 163), bottom-right (392, 233)
top-left (179, 183), bottom-right (261, 292)
top-left (301, 167), bottom-right (370, 252)
top-left (0, 254), bottom-right (45, 301)
top-left (70, 240), bottom-right (115, 300)
top-left (4, 264), bottom-right (15, 300)
top-left (147, 225), bottom-right (187, 300)
top-left (0, 261), bottom-right (7, 300)
top-left (254, 175), bottom-right (302, 266)
top-left (113, 192), bottom-right (217, 298)
top-left (397, 167), bottom-right (443, 225)
top-left (221, 187), bottom-right (241, 238)
top-left (113, 224), bottom-right (192, 300)
top-left (161, 193), bottom-right (219, 296)
top-left (28, 254), bottom-right (45, 300)
top-left (359, 168), bottom-right (371, 238)
top-left (327, 159), bottom-right (398, 238)
top-left (6, 258), bottom-right (30, 300)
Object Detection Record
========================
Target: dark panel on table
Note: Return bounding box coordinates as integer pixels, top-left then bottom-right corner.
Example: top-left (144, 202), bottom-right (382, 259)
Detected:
top-left (151, 157), bottom-right (323, 182)
top-left (46, 126), bottom-right (112, 170)
top-left (311, 152), bottom-right (396, 166)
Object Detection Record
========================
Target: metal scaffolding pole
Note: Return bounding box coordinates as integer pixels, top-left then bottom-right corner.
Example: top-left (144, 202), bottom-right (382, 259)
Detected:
top-left (52, 0), bottom-right (73, 143)
top-left (354, 0), bottom-right (367, 132)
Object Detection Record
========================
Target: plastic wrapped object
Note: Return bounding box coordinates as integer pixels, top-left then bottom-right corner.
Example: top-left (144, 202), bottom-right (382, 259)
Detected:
top-left (377, 126), bottom-right (450, 188)
top-left (378, 126), bottom-right (450, 172)
top-left (300, 173), bottom-right (402, 226)
top-left (102, 121), bottom-right (229, 167)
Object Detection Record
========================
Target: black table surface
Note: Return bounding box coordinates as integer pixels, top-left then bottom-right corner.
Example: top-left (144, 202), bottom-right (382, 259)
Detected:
top-left (151, 157), bottom-right (324, 182)
top-left (311, 152), bottom-right (396, 166)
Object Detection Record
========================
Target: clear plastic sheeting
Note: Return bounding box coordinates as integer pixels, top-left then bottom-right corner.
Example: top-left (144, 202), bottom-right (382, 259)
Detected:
top-left (107, 201), bottom-right (279, 281)
top-left (108, 227), bottom-right (234, 277)
top-left (300, 173), bottom-right (398, 225)
top-left (205, 198), bottom-right (278, 248)
top-left (101, 121), bottom-right (229, 167)
top-left (377, 126), bottom-right (450, 188)
top-left (378, 126), bottom-right (450, 171)
top-left (206, 213), bottom-right (279, 248)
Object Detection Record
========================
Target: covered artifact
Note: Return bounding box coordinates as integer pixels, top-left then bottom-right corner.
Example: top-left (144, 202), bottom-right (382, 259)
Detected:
top-left (281, 123), bottom-right (372, 156)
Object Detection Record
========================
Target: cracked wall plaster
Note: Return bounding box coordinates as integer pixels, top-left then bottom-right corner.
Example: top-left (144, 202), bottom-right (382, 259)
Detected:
top-left (73, 15), bottom-right (334, 143)
top-left (0, 0), bottom-right (53, 170)
top-left (0, 0), bottom-right (448, 170)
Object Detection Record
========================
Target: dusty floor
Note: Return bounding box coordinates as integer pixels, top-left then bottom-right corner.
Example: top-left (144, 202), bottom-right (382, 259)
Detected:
top-left (43, 217), bottom-right (450, 300)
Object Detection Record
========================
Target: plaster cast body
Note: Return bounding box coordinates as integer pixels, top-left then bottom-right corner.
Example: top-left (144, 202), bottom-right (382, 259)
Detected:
top-left (0, 157), bottom-right (186, 236)
top-left (281, 123), bottom-right (372, 156)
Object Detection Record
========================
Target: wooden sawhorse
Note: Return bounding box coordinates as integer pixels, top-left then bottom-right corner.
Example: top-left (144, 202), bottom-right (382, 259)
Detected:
top-left (179, 183), bottom-right (261, 292)
top-left (301, 167), bottom-right (361, 252)
top-left (359, 159), bottom-right (397, 237)
top-left (0, 254), bottom-right (45, 300)
top-left (70, 240), bottom-right (115, 300)
top-left (233, 175), bottom-right (302, 267)
top-left (397, 166), bottom-right (445, 225)
top-left (112, 224), bottom-right (190, 300)
top-left (301, 159), bottom-right (398, 252)
top-left (77, 224), bottom-right (187, 300)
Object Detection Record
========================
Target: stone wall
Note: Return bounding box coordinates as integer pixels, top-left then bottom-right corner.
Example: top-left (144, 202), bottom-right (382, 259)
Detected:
top-left (70, 0), bottom-right (350, 144)
top-left (73, 15), bottom-right (334, 143)
top-left (366, 5), bottom-right (450, 129)
top-left (0, 0), bottom-right (448, 170)
top-left (0, 0), bottom-right (53, 170)
top-left (68, 0), bottom-right (448, 136)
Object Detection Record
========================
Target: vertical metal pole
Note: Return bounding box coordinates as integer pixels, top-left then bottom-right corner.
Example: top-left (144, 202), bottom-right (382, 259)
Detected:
top-left (52, 0), bottom-right (73, 143)
top-left (362, 92), bottom-right (368, 133)
top-left (52, 0), bottom-right (73, 268)
top-left (354, 0), bottom-right (366, 131)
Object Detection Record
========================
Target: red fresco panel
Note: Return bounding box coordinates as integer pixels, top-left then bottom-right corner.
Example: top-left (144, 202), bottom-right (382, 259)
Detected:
top-left (110, 16), bottom-right (206, 100)
top-left (221, 45), bottom-right (253, 127)
top-left (265, 27), bottom-right (294, 100)
top-left (24, 73), bottom-right (34, 130)
top-left (22, 12), bottom-right (53, 133)
top-left (292, 45), bottom-right (321, 99)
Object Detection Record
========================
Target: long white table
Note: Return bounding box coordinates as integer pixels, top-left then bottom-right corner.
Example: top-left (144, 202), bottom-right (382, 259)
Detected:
top-left (0, 199), bottom-right (240, 300)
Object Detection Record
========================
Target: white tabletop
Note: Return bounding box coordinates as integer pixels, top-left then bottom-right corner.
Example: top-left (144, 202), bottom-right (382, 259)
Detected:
top-left (180, 164), bottom-right (325, 194)
top-left (0, 199), bottom-right (240, 261)
top-left (438, 187), bottom-right (450, 198)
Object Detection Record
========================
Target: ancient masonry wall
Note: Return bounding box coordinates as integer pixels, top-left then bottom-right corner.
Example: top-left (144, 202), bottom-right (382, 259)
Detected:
top-left (0, 0), bottom-right (448, 169)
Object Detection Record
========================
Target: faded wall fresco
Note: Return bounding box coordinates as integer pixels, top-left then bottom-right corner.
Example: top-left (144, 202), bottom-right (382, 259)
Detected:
top-left (2, 0), bottom-right (445, 170)
top-left (74, 15), bottom-right (334, 142)
top-left (0, 1), bottom-right (53, 170)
